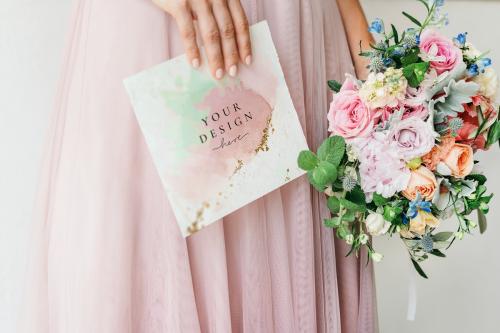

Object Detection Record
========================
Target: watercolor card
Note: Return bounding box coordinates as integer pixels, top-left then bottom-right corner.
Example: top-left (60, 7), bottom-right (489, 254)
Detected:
top-left (124, 21), bottom-right (308, 236)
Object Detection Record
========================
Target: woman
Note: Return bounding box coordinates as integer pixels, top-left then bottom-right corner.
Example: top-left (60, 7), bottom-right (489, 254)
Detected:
top-left (21, 0), bottom-right (377, 332)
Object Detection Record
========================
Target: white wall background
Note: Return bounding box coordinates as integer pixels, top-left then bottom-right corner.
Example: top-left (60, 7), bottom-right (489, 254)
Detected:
top-left (0, 1), bottom-right (498, 332)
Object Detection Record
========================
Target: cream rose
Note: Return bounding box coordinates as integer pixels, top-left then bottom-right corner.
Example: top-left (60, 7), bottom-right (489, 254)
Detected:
top-left (473, 67), bottom-right (499, 99)
top-left (400, 210), bottom-right (440, 237)
top-left (365, 213), bottom-right (390, 236)
top-left (402, 166), bottom-right (438, 201)
top-left (442, 143), bottom-right (474, 178)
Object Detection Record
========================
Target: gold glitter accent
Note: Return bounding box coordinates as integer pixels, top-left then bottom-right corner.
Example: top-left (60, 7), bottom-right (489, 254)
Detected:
top-left (255, 115), bottom-right (273, 153)
top-left (233, 159), bottom-right (244, 175)
top-left (186, 202), bottom-right (210, 236)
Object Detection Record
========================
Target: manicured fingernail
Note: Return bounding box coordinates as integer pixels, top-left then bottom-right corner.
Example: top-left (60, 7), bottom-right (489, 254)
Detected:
top-left (245, 55), bottom-right (252, 65)
top-left (215, 68), bottom-right (224, 80)
top-left (228, 65), bottom-right (237, 77)
top-left (192, 58), bottom-right (200, 69)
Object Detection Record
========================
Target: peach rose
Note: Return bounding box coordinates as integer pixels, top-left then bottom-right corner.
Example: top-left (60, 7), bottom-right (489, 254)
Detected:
top-left (402, 166), bottom-right (437, 201)
top-left (423, 137), bottom-right (474, 178)
top-left (441, 143), bottom-right (474, 178)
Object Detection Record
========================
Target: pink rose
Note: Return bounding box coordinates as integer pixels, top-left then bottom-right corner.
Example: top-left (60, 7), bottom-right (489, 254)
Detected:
top-left (420, 30), bottom-right (464, 75)
top-left (455, 95), bottom-right (498, 150)
top-left (328, 79), bottom-right (376, 139)
top-left (387, 116), bottom-right (437, 161)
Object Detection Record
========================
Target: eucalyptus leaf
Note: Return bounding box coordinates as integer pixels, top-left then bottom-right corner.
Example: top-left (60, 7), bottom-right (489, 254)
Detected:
top-left (432, 231), bottom-right (454, 242)
top-left (430, 249), bottom-right (446, 258)
top-left (341, 210), bottom-right (356, 222)
top-left (307, 171), bottom-right (325, 191)
top-left (402, 11), bottom-right (422, 27)
top-left (411, 259), bottom-right (429, 279)
top-left (486, 120), bottom-right (500, 147)
top-left (478, 209), bottom-right (488, 234)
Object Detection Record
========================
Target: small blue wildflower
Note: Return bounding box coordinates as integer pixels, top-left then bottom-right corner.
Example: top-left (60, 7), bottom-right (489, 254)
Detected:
top-left (393, 47), bottom-right (405, 56)
top-left (368, 18), bottom-right (385, 34)
top-left (415, 34), bottom-right (421, 46)
top-left (407, 193), bottom-right (432, 220)
top-left (481, 58), bottom-right (492, 68)
top-left (468, 63), bottom-right (479, 77)
top-left (383, 58), bottom-right (394, 66)
top-left (453, 32), bottom-right (467, 47)
top-left (402, 214), bottom-right (409, 225)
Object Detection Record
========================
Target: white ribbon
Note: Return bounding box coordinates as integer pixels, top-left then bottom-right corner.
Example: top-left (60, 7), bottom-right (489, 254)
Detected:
top-left (406, 264), bottom-right (417, 321)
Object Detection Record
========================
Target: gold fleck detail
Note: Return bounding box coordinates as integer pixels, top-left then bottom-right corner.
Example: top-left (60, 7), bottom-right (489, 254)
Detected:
top-left (186, 201), bottom-right (210, 236)
top-left (255, 115), bottom-right (273, 153)
top-left (233, 159), bottom-right (244, 175)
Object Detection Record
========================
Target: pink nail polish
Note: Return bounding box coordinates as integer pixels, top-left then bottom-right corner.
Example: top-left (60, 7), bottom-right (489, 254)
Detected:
top-left (245, 55), bottom-right (252, 66)
top-left (215, 68), bottom-right (224, 80)
top-left (229, 65), bottom-right (237, 77)
top-left (192, 58), bottom-right (200, 69)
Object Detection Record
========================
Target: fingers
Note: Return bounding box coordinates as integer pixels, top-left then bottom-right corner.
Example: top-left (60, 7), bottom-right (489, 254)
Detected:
top-left (194, 2), bottom-right (225, 79)
top-left (211, 0), bottom-right (239, 77)
top-left (174, 5), bottom-right (201, 69)
top-left (227, 0), bottom-right (252, 65)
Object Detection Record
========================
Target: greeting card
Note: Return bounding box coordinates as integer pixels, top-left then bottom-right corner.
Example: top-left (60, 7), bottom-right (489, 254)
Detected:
top-left (124, 21), bottom-right (308, 236)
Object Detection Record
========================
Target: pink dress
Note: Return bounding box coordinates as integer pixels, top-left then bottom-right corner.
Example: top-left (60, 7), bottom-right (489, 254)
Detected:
top-left (21, 0), bottom-right (378, 332)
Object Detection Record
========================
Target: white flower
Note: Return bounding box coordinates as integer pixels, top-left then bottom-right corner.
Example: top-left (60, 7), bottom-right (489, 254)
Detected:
top-left (359, 68), bottom-right (408, 108)
top-left (365, 213), bottom-right (391, 236)
top-left (346, 144), bottom-right (358, 162)
top-left (473, 67), bottom-right (499, 99)
top-left (464, 42), bottom-right (482, 59)
top-left (345, 234), bottom-right (354, 245)
top-left (371, 252), bottom-right (384, 262)
top-left (359, 233), bottom-right (369, 245)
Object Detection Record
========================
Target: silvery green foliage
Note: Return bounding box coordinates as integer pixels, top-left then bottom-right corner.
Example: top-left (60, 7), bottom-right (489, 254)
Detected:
top-left (425, 62), bottom-right (467, 99)
top-left (342, 176), bottom-right (357, 192)
top-left (369, 56), bottom-right (385, 73)
top-left (429, 79), bottom-right (479, 123)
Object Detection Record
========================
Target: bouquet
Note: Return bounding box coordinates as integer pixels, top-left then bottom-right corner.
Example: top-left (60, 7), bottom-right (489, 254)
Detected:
top-left (297, 0), bottom-right (500, 278)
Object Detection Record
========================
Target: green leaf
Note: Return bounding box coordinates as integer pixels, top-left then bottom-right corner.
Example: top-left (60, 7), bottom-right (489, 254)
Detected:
top-left (339, 198), bottom-right (366, 213)
top-left (324, 217), bottom-right (341, 228)
top-left (307, 171), bottom-right (325, 191)
top-left (430, 249), bottom-right (446, 258)
top-left (417, 0), bottom-right (430, 12)
top-left (478, 209), bottom-right (488, 234)
top-left (383, 205), bottom-right (403, 222)
top-left (432, 232), bottom-right (454, 242)
top-left (345, 186), bottom-right (366, 206)
top-left (312, 161), bottom-right (338, 186)
top-left (486, 119), bottom-right (500, 147)
top-left (466, 174), bottom-right (487, 186)
top-left (317, 136), bottom-right (346, 167)
top-left (391, 24), bottom-right (399, 44)
top-left (327, 196), bottom-right (341, 214)
top-left (341, 210), bottom-right (356, 222)
top-left (400, 48), bottom-right (420, 66)
top-left (297, 150), bottom-right (319, 171)
top-left (327, 80), bottom-right (343, 93)
top-left (402, 11), bottom-right (422, 27)
top-left (411, 259), bottom-right (429, 279)
top-left (403, 62), bottom-right (430, 88)
top-left (373, 193), bottom-right (389, 207)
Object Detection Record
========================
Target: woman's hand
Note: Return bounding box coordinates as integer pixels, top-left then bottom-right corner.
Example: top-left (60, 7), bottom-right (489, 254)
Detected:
top-left (153, 0), bottom-right (252, 79)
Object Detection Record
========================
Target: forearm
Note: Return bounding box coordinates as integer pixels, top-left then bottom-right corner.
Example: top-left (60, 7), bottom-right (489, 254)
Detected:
top-left (336, 0), bottom-right (374, 79)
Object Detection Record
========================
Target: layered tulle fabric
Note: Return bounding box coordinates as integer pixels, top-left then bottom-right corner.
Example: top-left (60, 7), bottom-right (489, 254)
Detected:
top-left (21, 0), bottom-right (378, 332)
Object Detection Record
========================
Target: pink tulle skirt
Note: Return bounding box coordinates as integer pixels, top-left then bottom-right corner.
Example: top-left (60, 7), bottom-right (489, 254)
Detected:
top-left (21, 0), bottom-right (378, 332)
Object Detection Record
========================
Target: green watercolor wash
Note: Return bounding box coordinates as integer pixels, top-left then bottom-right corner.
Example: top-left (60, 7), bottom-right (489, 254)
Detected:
top-left (160, 67), bottom-right (216, 159)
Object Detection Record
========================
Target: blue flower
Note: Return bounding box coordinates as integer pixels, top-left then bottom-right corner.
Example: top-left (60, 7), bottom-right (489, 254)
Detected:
top-left (415, 34), bottom-right (421, 46)
top-left (407, 193), bottom-right (432, 220)
top-left (429, 0), bottom-right (445, 7)
top-left (468, 63), bottom-right (479, 77)
top-left (368, 19), bottom-right (385, 34)
top-left (481, 58), bottom-right (492, 68)
top-left (393, 47), bottom-right (405, 56)
top-left (383, 58), bottom-right (394, 66)
top-left (453, 32), bottom-right (467, 47)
